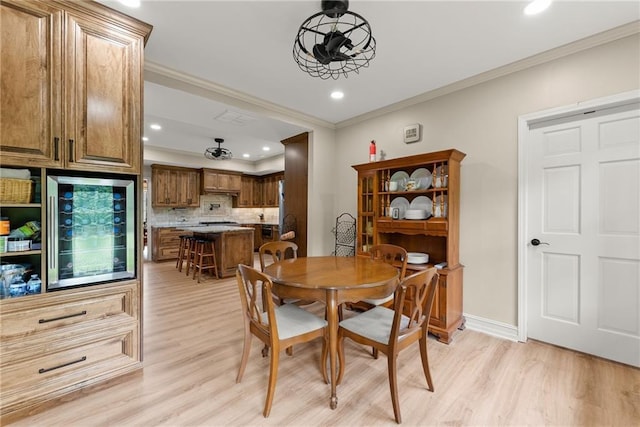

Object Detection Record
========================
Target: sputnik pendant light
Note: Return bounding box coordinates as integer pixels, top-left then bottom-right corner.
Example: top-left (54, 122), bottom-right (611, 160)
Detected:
top-left (293, 0), bottom-right (376, 80)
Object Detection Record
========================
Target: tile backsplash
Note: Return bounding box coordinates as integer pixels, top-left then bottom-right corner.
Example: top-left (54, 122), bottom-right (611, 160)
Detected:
top-left (147, 194), bottom-right (279, 225)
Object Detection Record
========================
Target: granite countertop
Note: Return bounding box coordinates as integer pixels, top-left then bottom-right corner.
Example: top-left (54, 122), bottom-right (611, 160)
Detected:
top-left (151, 221), bottom-right (279, 228)
top-left (177, 225), bottom-right (253, 233)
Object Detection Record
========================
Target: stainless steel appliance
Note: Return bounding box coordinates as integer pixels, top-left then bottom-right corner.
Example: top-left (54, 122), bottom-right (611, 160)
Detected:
top-left (278, 180), bottom-right (285, 233)
top-left (47, 175), bottom-right (136, 290)
top-left (262, 224), bottom-right (273, 240)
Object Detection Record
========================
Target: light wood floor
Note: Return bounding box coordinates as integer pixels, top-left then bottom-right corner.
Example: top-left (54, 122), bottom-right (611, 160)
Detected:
top-left (10, 257), bottom-right (640, 426)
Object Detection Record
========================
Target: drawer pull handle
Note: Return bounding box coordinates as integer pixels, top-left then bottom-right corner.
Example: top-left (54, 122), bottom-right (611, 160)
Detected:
top-left (39, 356), bottom-right (87, 374)
top-left (39, 310), bottom-right (87, 323)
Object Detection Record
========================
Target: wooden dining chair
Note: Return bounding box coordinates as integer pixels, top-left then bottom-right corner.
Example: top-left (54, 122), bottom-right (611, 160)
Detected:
top-left (336, 267), bottom-right (439, 424)
top-left (258, 241), bottom-right (298, 272)
top-left (348, 244), bottom-right (408, 313)
top-left (235, 264), bottom-right (327, 418)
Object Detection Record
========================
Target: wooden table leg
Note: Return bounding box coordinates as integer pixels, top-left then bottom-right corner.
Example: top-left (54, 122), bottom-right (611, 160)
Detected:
top-left (326, 289), bottom-right (339, 410)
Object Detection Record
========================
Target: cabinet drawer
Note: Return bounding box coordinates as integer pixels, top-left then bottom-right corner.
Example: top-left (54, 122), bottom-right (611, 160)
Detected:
top-left (1, 326), bottom-right (138, 409)
top-left (0, 289), bottom-right (133, 339)
top-left (377, 218), bottom-right (448, 234)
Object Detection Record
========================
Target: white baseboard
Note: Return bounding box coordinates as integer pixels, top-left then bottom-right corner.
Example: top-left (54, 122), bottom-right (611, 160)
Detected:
top-left (463, 313), bottom-right (520, 342)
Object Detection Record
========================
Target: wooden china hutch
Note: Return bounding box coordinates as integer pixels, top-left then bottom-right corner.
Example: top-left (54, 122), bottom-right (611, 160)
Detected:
top-left (352, 149), bottom-right (466, 343)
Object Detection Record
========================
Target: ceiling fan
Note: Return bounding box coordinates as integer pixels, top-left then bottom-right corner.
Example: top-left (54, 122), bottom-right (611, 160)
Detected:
top-left (293, 0), bottom-right (376, 80)
top-left (204, 138), bottom-right (233, 160)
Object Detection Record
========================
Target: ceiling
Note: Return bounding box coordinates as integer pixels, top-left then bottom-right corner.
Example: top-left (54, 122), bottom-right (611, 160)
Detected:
top-left (97, 1), bottom-right (639, 163)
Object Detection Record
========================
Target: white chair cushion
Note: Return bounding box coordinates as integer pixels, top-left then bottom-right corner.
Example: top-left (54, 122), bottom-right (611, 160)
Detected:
top-left (339, 306), bottom-right (409, 345)
top-left (361, 293), bottom-right (394, 306)
top-left (262, 303), bottom-right (327, 340)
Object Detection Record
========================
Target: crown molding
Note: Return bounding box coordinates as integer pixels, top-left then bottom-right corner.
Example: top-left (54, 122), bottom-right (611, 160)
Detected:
top-left (144, 62), bottom-right (335, 130)
top-left (336, 20), bottom-right (640, 129)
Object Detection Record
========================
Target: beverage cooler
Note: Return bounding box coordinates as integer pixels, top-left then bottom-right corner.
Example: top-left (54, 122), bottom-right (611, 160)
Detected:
top-left (47, 175), bottom-right (136, 290)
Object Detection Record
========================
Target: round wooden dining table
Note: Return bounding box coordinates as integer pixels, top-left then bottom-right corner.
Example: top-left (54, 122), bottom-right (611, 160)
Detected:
top-left (263, 255), bottom-right (399, 410)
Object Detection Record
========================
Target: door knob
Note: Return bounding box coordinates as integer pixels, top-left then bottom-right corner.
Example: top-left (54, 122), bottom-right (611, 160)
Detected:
top-left (530, 238), bottom-right (549, 246)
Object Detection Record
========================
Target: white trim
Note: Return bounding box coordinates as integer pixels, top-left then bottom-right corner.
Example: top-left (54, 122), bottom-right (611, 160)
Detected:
top-left (516, 89), bottom-right (640, 344)
top-left (463, 313), bottom-right (520, 342)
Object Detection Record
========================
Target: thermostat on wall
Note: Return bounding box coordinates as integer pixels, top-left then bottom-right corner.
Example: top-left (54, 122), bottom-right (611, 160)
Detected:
top-left (403, 123), bottom-right (421, 144)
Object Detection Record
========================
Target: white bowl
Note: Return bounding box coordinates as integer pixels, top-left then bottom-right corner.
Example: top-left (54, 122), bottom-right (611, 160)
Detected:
top-left (407, 252), bottom-right (429, 264)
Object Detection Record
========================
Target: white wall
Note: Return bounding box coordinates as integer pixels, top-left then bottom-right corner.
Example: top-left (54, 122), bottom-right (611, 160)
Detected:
top-left (329, 34), bottom-right (640, 326)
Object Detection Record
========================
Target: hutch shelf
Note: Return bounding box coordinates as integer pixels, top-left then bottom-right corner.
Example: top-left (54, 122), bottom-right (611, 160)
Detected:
top-left (352, 149), bottom-right (466, 343)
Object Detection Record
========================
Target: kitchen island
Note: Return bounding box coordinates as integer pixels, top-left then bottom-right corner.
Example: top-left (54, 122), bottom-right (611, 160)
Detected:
top-left (177, 225), bottom-right (253, 278)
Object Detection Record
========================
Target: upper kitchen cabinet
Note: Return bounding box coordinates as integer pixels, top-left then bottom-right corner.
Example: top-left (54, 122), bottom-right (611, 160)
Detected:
top-left (236, 175), bottom-right (256, 207)
top-left (201, 169), bottom-right (241, 194)
top-left (151, 165), bottom-right (200, 208)
top-left (262, 172), bottom-right (284, 207)
top-left (0, 0), bottom-right (152, 174)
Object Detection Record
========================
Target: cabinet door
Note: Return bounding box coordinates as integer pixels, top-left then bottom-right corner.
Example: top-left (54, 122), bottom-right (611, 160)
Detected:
top-left (239, 176), bottom-right (254, 207)
top-left (218, 173), bottom-right (240, 191)
top-left (262, 177), bottom-right (276, 206)
top-left (185, 170), bottom-right (200, 206)
top-left (177, 170), bottom-right (199, 207)
top-left (152, 168), bottom-right (175, 207)
top-left (64, 12), bottom-right (143, 173)
top-left (356, 171), bottom-right (376, 254)
top-left (0, 1), bottom-right (63, 167)
top-left (202, 171), bottom-right (218, 191)
top-left (252, 178), bottom-right (263, 206)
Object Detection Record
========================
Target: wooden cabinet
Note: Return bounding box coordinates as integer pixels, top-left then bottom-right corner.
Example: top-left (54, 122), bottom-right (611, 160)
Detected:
top-left (151, 165), bottom-right (200, 208)
top-left (262, 172), bottom-right (283, 207)
top-left (201, 169), bottom-right (241, 194)
top-left (252, 178), bottom-right (263, 206)
top-left (237, 175), bottom-right (256, 207)
top-left (0, 0), bottom-right (151, 174)
top-left (0, 281), bottom-right (140, 422)
top-left (213, 229), bottom-right (254, 277)
top-left (151, 227), bottom-right (190, 262)
top-left (0, 2), bottom-right (149, 420)
top-left (352, 149), bottom-right (466, 343)
top-left (235, 174), bottom-right (284, 208)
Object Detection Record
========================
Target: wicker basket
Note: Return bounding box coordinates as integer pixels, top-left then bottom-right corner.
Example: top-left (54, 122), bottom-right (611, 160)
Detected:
top-left (0, 178), bottom-right (33, 203)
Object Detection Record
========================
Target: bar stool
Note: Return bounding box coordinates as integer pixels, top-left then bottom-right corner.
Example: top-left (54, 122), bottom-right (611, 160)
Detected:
top-left (191, 238), bottom-right (219, 283)
top-left (176, 235), bottom-right (193, 272)
top-left (184, 236), bottom-right (197, 277)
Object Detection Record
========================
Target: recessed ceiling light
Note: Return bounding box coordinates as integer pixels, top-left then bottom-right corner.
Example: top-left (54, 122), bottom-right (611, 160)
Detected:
top-left (118, 0), bottom-right (140, 8)
top-left (242, 153), bottom-right (250, 158)
top-left (262, 146), bottom-right (270, 151)
top-left (524, 0), bottom-right (551, 16)
top-left (331, 91), bottom-right (344, 100)
top-left (150, 123), bottom-right (162, 130)
top-left (142, 137), bottom-right (149, 142)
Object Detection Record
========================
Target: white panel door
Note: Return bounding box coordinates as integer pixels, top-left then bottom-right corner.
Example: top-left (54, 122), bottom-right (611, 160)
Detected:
top-left (526, 102), bottom-right (640, 367)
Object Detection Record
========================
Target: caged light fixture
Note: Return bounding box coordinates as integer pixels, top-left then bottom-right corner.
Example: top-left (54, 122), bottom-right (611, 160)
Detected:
top-left (293, 0), bottom-right (376, 80)
top-left (204, 138), bottom-right (233, 160)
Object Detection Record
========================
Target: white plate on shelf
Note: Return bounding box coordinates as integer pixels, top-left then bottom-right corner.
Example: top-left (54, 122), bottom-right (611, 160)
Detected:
top-left (390, 171), bottom-right (409, 190)
top-left (407, 252), bottom-right (429, 264)
top-left (405, 209), bottom-right (428, 219)
top-left (409, 196), bottom-right (433, 217)
top-left (389, 197), bottom-right (410, 219)
top-left (410, 168), bottom-right (432, 190)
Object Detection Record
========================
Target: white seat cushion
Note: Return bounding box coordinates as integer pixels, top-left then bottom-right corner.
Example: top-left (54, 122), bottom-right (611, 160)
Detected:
top-left (339, 306), bottom-right (409, 345)
top-left (262, 303), bottom-right (327, 340)
top-left (361, 293), bottom-right (394, 306)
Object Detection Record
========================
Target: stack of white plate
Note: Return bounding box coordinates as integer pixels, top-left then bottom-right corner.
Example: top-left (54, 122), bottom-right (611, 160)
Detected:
top-left (407, 252), bottom-right (429, 264)
top-left (404, 209), bottom-right (429, 220)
